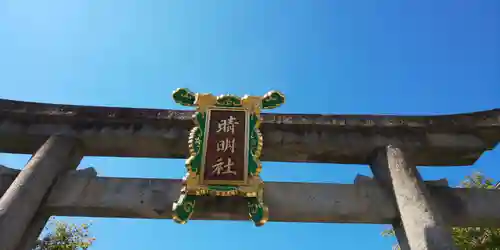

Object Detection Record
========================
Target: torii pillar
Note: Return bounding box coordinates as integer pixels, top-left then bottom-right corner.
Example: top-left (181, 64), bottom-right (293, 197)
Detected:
top-left (0, 136), bottom-right (83, 250)
top-left (370, 145), bottom-right (457, 250)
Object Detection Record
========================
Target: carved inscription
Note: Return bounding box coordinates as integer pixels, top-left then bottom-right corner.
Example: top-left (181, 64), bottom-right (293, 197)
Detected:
top-left (202, 109), bottom-right (248, 184)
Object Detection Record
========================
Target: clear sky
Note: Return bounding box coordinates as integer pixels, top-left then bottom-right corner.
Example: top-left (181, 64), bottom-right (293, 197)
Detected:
top-left (1, 1), bottom-right (499, 249)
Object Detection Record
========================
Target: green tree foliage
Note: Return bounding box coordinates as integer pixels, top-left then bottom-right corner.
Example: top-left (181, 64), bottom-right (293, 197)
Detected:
top-left (33, 218), bottom-right (95, 250)
top-left (382, 172), bottom-right (500, 250)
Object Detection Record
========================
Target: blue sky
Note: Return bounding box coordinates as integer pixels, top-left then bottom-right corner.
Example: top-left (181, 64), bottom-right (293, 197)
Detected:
top-left (1, 1), bottom-right (499, 249)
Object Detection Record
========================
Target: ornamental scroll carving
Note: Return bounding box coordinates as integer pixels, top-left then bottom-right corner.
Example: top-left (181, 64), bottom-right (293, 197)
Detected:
top-left (171, 88), bottom-right (285, 226)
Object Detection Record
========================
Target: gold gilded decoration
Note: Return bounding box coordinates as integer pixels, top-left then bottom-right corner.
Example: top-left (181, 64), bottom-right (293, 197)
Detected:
top-left (171, 88), bottom-right (285, 226)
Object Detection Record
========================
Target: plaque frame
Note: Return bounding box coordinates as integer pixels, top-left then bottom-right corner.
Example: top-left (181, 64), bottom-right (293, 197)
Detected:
top-left (171, 88), bottom-right (285, 226)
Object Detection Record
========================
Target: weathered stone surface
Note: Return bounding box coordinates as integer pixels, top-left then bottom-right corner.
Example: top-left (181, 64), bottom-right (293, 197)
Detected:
top-left (0, 164), bottom-right (17, 195)
top-left (14, 167), bottom-right (97, 250)
top-left (0, 99), bottom-right (499, 165)
top-left (359, 173), bottom-right (448, 250)
top-left (354, 174), bottom-right (449, 187)
top-left (1, 165), bottom-right (500, 227)
top-left (372, 146), bottom-right (456, 250)
top-left (15, 213), bottom-right (51, 250)
top-left (368, 163), bottom-right (411, 250)
top-left (0, 136), bottom-right (83, 250)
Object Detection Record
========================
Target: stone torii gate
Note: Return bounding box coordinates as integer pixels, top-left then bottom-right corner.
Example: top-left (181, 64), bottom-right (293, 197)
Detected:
top-left (0, 92), bottom-right (499, 250)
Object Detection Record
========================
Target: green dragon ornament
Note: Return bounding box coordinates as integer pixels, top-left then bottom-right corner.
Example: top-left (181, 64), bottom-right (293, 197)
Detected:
top-left (171, 88), bottom-right (285, 226)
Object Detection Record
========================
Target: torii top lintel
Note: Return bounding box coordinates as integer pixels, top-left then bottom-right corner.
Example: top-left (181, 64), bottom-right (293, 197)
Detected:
top-left (0, 98), bottom-right (498, 166)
